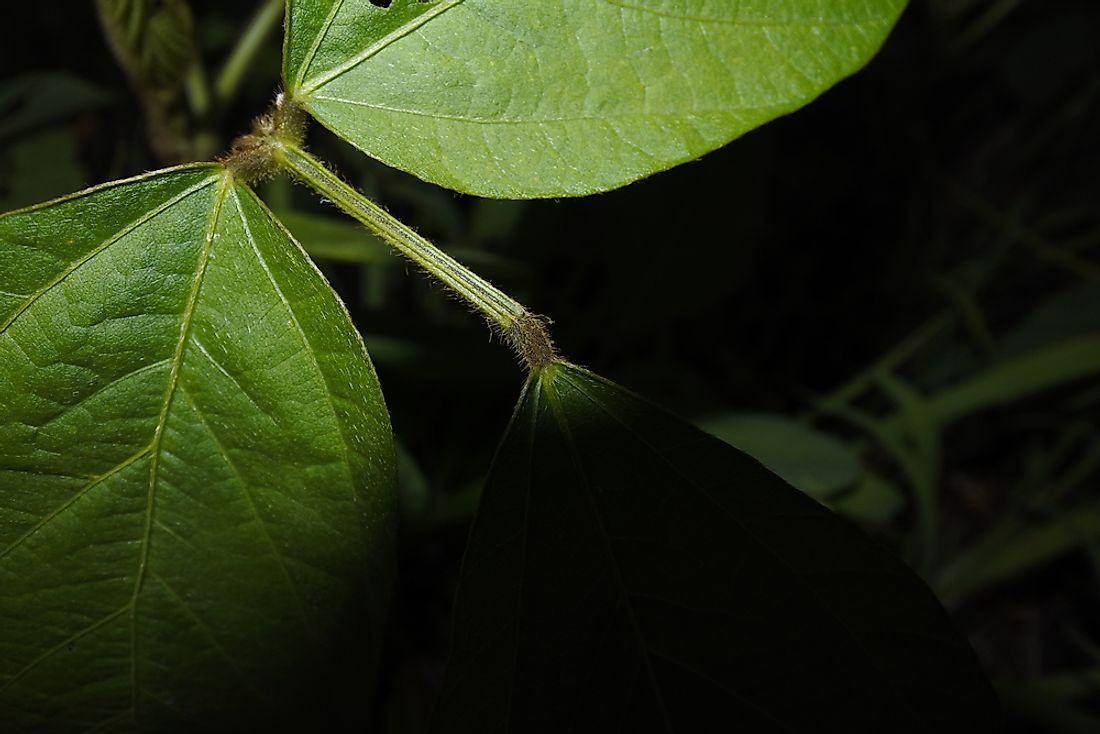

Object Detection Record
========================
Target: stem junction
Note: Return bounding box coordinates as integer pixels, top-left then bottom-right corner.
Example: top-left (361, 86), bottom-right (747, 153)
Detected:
top-left (224, 97), bottom-right (556, 371)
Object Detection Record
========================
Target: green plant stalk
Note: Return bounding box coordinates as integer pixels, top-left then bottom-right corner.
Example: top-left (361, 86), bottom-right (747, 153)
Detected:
top-left (184, 58), bottom-right (211, 118)
top-left (215, 0), bottom-right (284, 106)
top-left (872, 371), bottom-right (942, 573)
top-left (805, 312), bottom-right (953, 419)
top-left (271, 142), bottom-right (555, 369)
top-left (935, 500), bottom-right (1100, 605)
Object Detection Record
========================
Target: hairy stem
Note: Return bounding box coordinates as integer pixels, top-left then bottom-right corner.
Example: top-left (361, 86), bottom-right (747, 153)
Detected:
top-left (266, 140), bottom-right (555, 369)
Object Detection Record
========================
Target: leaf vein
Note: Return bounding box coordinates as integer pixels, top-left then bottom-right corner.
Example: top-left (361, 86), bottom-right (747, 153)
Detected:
top-left (310, 94), bottom-right (791, 124)
top-left (502, 376), bottom-right (539, 733)
top-left (147, 569), bottom-right (276, 706)
top-left (292, 0), bottom-right (346, 90)
top-left (0, 446), bottom-right (153, 562)
top-left (128, 172), bottom-right (231, 724)
top-left (298, 0), bottom-right (467, 96)
top-left (0, 605), bottom-right (130, 696)
top-left (175, 382), bottom-right (324, 644)
top-left (230, 187), bottom-right (357, 502)
top-left (0, 176), bottom-right (219, 336)
top-left (189, 337), bottom-right (276, 421)
top-left (37, 359), bottom-right (172, 430)
top-left (540, 377), bottom-right (674, 733)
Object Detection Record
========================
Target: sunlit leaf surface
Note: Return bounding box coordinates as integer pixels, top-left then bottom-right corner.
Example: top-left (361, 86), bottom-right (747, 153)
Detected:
top-left (284, 0), bottom-right (908, 198)
top-left (0, 165), bottom-right (395, 732)
top-left (433, 362), bottom-right (998, 732)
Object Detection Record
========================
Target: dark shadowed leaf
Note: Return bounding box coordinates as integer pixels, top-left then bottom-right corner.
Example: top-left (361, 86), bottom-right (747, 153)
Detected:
top-left (432, 362), bottom-right (999, 732)
top-left (284, 0), bottom-right (908, 198)
top-left (0, 165), bottom-right (395, 732)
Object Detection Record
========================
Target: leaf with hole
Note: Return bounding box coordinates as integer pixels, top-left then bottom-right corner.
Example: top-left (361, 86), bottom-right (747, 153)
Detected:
top-left (284, 0), bottom-right (908, 198)
top-left (432, 362), bottom-right (999, 732)
top-left (0, 165), bottom-right (395, 732)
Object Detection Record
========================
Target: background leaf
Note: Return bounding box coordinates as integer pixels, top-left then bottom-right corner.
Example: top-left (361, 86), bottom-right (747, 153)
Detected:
top-left (0, 166), bottom-right (395, 731)
top-left (96, 0), bottom-right (196, 92)
top-left (283, 0), bottom-right (908, 198)
top-left (697, 411), bottom-right (861, 499)
top-left (94, 0), bottom-right (201, 162)
top-left (0, 72), bottom-right (110, 145)
top-left (431, 362), bottom-right (998, 732)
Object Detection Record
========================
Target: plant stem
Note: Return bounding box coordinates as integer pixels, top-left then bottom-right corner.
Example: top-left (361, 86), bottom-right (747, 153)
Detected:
top-left (214, 0), bottom-right (284, 107)
top-left (185, 58), bottom-right (212, 118)
top-left (805, 312), bottom-right (953, 419)
top-left (271, 141), bottom-right (555, 369)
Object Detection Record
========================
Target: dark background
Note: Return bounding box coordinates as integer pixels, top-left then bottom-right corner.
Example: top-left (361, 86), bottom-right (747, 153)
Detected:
top-left (3, 1), bottom-right (1099, 730)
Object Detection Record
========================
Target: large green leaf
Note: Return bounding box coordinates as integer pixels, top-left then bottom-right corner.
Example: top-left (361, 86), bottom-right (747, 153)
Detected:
top-left (283, 0), bottom-right (908, 198)
top-left (0, 165), bottom-right (395, 731)
top-left (432, 362), bottom-right (998, 731)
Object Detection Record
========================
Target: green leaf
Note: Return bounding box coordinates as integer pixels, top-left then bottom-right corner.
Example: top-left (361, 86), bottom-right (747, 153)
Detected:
top-left (0, 129), bottom-right (89, 212)
top-left (96, 0), bottom-right (197, 92)
top-left (697, 412), bottom-right (860, 499)
top-left (432, 362), bottom-right (998, 732)
top-left (284, 0), bottom-right (908, 198)
top-left (924, 335), bottom-right (1100, 425)
top-left (0, 166), bottom-right (395, 731)
top-left (0, 72), bottom-right (110, 144)
top-left (997, 283), bottom-right (1100, 358)
top-left (936, 501), bottom-right (1100, 605)
top-left (832, 470), bottom-right (906, 525)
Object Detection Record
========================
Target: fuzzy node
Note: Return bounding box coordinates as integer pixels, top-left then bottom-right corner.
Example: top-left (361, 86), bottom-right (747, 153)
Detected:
top-left (221, 93), bottom-right (308, 184)
top-left (221, 133), bottom-right (279, 184)
top-left (272, 93), bottom-right (307, 146)
top-left (508, 313), bottom-right (557, 371)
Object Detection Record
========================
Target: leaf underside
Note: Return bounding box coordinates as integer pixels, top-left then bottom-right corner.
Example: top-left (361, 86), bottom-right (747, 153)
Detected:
top-left (284, 0), bottom-right (908, 198)
top-left (0, 166), bottom-right (395, 732)
top-left (432, 363), bottom-right (999, 733)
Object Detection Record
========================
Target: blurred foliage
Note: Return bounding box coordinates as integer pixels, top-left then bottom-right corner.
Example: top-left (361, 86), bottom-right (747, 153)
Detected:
top-left (2, 1), bottom-right (1099, 731)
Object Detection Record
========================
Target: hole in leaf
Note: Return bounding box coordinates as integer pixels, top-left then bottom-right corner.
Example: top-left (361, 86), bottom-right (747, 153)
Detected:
top-left (369, 0), bottom-right (392, 6)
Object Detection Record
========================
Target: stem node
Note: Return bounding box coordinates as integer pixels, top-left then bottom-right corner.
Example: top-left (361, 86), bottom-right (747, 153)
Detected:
top-left (507, 313), bottom-right (557, 371)
top-left (223, 94), bottom-right (307, 184)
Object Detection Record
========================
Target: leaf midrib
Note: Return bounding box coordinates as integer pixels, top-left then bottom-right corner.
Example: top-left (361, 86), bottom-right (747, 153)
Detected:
top-left (309, 95), bottom-right (793, 125)
top-left (127, 172), bottom-right (232, 722)
top-left (540, 375), bottom-right (674, 733)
